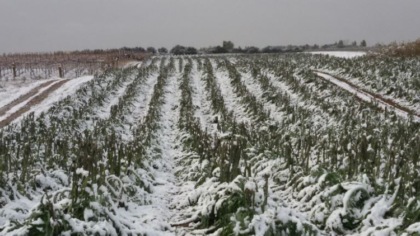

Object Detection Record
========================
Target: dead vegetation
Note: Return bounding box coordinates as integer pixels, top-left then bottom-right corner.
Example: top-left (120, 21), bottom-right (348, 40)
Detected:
top-left (381, 39), bottom-right (420, 57)
top-left (0, 48), bottom-right (150, 79)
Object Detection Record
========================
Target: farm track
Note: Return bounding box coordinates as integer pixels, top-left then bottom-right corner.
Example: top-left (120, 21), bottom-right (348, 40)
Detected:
top-left (314, 70), bottom-right (420, 121)
top-left (0, 79), bottom-right (71, 128)
top-left (0, 80), bottom-right (57, 117)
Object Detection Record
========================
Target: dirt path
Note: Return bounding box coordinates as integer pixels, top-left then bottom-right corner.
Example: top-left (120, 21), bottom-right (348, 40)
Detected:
top-left (0, 80), bottom-right (57, 117)
top-left (313, 70), bottom-right (420, 122)
top-left (0, 79), bottom-right (71, 128)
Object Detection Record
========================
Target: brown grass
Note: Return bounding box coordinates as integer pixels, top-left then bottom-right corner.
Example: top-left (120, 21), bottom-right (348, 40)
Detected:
top-left (0, 49), bottom-right (150, 78)
top-left (382, 39), bottom-right (420, 57)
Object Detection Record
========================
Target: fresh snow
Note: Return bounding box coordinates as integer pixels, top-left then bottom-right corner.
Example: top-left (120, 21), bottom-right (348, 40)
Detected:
top-left (96, 74), bottom-right (136, 120)
top-left (0, 55), bottom-right (418, 236)
top-left (0, 78), bottom-right (57, 108)
top-left (315, 71), bottom-right (420, 122)
top-left (309, 51), bottom-right (367, 58)
top-left (236, 68), bottom-right (285, 123)
top-left (190, 60), bottom-right (219, 133)
top-left (262, 70), bottom-right (336, 130)
top-left (12, 76), bottom-right (94, 123)
top-left (0, 80), bottom-right (64, 123)
top-left (136, 64), bottom-right (183, 234)
top-left (118, 71), bottom-right (160, 142)
top-left (213, 60), bottom-right (253, 124)
top-left (123, 61), bottom-right (142, 68)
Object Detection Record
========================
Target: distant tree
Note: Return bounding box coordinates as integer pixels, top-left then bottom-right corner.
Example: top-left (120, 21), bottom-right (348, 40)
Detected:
top-left (158, 47), bottom-right (168, 54)
top-left (222, 41), bottom-right (234, 52)
top-left (352, 41), bottom-right (357, 47)
top-left (147, 47), bottom-right (156, 54)
top-left (134, 47), bottom-right (146, 52)
top-left (294, 47), bottom-right (303, 52)
top-left (261, 46), bottom-right (272, 53)
top-left (312, 44), bottom-right (319, 50)
top-left (93, 49), bottom-right (103, 53)
top-left (337, 40), bottom-right (344, 48)
top-left (211, 46), bottom-right (228, 54)
top-left (261, 46), bottom-right (282, 54)
top-left (170, 45), bottom-right (198, 55)
top-left (360, 40), bottom-right (367, 47)
top-left (286, 45), bottom-right (295, 52)
top-left (170, 45), bottom-right (186, 55)
top-left (185, 47), bottom-right (198, 55)
top-left (245, 46), bottom-right (259, 54)
top-left (232, 47), bottom-right (244, 53)
top-left (120, 47), bottom-right (130, 51)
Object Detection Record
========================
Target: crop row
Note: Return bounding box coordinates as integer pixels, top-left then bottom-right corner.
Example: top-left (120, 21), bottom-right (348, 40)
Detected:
top-left (171, 55), bottom-right (420, 235)
top-left (1, 54), bottom-right (419, 235)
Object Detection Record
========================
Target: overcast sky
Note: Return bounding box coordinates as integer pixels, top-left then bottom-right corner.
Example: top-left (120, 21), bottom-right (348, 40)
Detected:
top-left (0, 0), bottom-right (419, 53)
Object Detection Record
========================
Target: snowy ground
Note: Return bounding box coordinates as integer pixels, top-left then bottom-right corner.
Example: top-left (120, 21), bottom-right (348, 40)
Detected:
top-left (213, 60), bottom-right (254, 124)
top-left (308, 51), bottom-right (367, 58)
top-left (0, 76), bottom-right (95, 125)
top-left (13, 76), bottom-right (94, 123)
top-left (315, 71), bottom-right (420, 122)
top-left (0, 55), bottom-right (419, 236)
top-left (190, 60), bottom-right (219, 134)
top-left (0, 78), bottom-right (57, 108)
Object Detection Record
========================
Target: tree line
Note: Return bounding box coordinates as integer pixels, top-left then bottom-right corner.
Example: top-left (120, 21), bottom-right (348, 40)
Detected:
top-left (151, 39), bottom-right (368, 55)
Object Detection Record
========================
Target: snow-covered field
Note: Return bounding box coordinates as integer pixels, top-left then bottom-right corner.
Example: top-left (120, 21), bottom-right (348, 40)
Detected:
top-left (0, 78), bottom-right (57, 108)
top-left (308, 51), bottom-right (366, 58)
top-left (0, 55), bottom-right (419, 235)
top-left (0, 76), bottom-right (94, 126)
top-left (315, 71), bottom-right (420, 122)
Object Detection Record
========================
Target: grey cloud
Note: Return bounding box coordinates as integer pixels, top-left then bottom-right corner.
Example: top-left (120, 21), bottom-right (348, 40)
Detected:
top-left (0, 0), bottom-right (419, 53)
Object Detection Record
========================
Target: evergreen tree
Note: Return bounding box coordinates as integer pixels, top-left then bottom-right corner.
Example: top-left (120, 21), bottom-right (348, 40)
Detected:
top-left (147, 47), bottom-right (156, 54)
top-left (158, 47), bottom-right (168, 54)
top-left (222, 41), bottom-right (234, 52)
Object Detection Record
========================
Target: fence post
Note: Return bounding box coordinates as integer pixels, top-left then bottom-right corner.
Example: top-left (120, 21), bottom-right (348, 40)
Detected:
top-left (12, 63), bottom-right (16, 78)
top-left (58, 65), bottom-right (63, 78)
